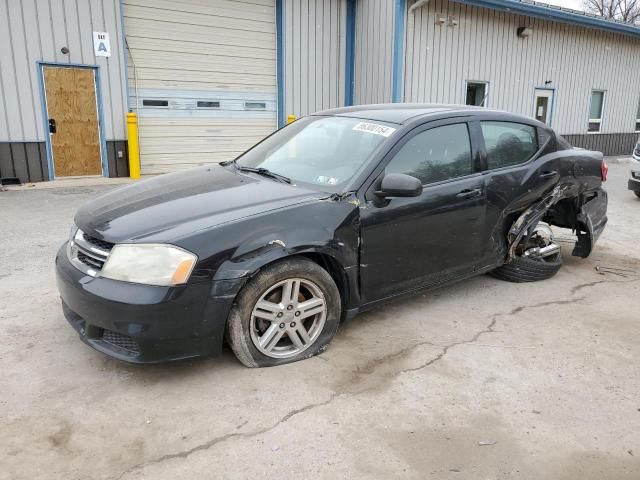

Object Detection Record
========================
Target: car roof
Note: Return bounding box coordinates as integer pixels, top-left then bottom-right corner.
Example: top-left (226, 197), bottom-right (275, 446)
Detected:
top-left (312, 103), bottom-right (524, 125)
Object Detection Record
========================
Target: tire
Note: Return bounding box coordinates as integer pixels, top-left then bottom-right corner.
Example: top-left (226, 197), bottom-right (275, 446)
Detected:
top-left (491, 251), bottom-right (562, 283)
top-left (226, 257), bottom-right (341, 368)
top-left (634, 191), bottom-right (640, 199)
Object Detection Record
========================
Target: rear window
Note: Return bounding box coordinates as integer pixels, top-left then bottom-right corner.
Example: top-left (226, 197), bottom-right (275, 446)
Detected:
top-left (481, 121), bottom-right (538, 169)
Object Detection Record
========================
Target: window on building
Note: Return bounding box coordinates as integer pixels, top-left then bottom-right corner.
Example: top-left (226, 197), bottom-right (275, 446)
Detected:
top-left (636, 98), bottom-right (640, 132)
top-left (481, 121), bottom-right (538, 169)
top-left (245, 101), bottom-right (266, 110)
top-left (466, 82), bottom-right (488, 107)
top-left (142, 99), bottom-right (169, 107)
top-left (197, 101), bottom-right (220, 108)
top-left (588, 90), bottom-right (605, 133)
top-left (385, 123), bottom-right (473, 185)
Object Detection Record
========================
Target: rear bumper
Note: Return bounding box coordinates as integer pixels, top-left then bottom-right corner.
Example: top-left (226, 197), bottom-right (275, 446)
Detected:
top-left (55, 244), bottom-right (240, 363)
top-left (573, 188), bottom-right (608, 258)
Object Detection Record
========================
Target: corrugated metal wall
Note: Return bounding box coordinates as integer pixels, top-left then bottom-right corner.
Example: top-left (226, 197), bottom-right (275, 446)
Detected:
top-left (404, 0), bottom-right (640, 135)
top-left (354, 0), bottom-right (395, 104)
top-left (283, 0), bottom-right (347, 117)
top-left (0, 0), bottom-right (127, 143)
top-left (123, 0), bottom-right (278, 174)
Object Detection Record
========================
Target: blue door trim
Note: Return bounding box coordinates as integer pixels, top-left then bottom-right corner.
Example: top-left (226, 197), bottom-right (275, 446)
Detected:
top-left (37, 61), bottom-right (109, 179)
top-left (344, 0), bottom-right (356, 106)
top-left (275, 0), bottom-right (285, 127)
top-left (391, 0), bottom-right (406, 103)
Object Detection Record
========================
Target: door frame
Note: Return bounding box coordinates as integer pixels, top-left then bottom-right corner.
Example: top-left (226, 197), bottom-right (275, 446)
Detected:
top-left (37, 62), bottom-right (109, 180)
top-left (532, 87), bottom-right (556, 127)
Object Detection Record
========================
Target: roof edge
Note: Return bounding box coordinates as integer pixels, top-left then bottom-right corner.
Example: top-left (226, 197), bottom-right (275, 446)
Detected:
top-left (454, 0), bottom-right (640, 38)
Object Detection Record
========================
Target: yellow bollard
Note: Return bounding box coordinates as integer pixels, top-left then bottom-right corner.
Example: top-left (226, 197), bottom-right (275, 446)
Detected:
top-left (287, 114), bottom-right (297, 124)
top-left (126, 112), bottom-right (141, 179)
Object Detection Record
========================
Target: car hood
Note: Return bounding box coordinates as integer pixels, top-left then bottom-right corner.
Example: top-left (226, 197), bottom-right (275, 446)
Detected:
top-left (75, 165), bottom-right (321, 243)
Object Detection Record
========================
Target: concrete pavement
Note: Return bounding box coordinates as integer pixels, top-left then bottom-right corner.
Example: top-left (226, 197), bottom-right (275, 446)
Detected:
top-left (0, 163), bottom-right (638, 480)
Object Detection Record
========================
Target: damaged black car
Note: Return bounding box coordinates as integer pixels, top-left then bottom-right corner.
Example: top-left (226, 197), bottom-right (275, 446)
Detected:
top-left (56, 104), bottom-right (608, 367)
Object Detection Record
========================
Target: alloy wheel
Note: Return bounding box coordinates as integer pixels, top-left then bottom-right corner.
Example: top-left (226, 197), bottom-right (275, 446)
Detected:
top-left (249, 278), bottom-right (327, 358)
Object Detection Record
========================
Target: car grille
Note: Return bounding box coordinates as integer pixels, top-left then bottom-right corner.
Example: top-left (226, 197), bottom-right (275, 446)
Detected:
top-left (68, 229), bottom-right (113, 275)
top-left (102, 329), bottom-right (140, 354)
top-left (82, 232), bottom-right (114, 251)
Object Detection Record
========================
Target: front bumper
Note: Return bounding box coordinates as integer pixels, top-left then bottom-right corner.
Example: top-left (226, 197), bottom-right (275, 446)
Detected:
top-left (55, 244), bottom-right (240, 363)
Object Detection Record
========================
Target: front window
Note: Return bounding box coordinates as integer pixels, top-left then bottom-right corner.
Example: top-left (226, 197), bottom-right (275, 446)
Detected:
top-left (236, 116), bottom-right (395, 190)
top-left (588, 90), bottom-right (605, 133)
top-left (385, 123), bottom-right (473, 184)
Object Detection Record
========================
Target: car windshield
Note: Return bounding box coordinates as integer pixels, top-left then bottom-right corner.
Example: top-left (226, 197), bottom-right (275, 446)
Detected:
top-left (235, 116), bottom-right (396, 190)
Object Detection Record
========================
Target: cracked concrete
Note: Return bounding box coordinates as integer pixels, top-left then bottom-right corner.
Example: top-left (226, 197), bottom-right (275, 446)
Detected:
top-left (1, 164), bottom-right (639, 480)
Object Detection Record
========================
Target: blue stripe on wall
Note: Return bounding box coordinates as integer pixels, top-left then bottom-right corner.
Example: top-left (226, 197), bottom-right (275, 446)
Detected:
top-left (276, 0), bottom-right (285, 127)
top-left (345, 0), bottom-right (356, 106)
top-left (391, 0), bottom-right (406, 103)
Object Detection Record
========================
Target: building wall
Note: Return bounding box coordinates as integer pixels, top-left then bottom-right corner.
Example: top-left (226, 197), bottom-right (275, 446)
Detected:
top-left (403, 0), bottom-right (640, 152)
top-left (283, 0), bottom-right (347, 117)
top-left (354, 0), bottom-right (395, 104)
top-left (0, 0), bottom-right (128, 182)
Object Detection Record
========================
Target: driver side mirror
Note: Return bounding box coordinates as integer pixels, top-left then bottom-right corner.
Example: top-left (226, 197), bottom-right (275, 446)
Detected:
top-left (375, 173), bottom-right (423, 198)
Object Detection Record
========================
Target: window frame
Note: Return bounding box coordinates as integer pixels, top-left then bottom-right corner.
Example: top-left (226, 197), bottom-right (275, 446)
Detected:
top-left (465, 80), bottom-right (490, 108)
top-left (588, 89), bottom-right (606, 134)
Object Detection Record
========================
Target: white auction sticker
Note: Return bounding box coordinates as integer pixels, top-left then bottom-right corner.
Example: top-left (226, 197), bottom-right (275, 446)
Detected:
top-left (352, 122), bottom-right (396, 137)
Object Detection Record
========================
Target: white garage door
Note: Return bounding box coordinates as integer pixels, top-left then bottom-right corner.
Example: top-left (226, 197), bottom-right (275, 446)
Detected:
top-left (123, 0), bottom-right (277, 174)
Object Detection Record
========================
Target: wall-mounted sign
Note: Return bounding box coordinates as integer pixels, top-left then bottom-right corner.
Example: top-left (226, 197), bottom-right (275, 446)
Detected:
top-left (93, 32), bottom-right (111, 57)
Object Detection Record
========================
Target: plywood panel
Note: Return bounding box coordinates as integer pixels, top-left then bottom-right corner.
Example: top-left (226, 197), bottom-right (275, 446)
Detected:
top-left (44, 67), bottom-right (102, 177)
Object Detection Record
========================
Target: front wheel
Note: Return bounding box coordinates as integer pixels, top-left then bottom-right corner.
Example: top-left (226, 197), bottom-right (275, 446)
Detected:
top-left (491, 223), bottom-right (563, 283)
top-left (226, 257), bottom-right (341, 367)
top-left (634, 191), bottom-right (640, 199)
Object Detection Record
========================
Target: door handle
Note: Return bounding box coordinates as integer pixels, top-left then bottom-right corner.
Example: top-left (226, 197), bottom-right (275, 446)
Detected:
top-left (48, 118), bottom-right (57, 134)
top-left (456, 188), bottom-right (482, 199)
top-left (539, 170), bottom-right (557, 179)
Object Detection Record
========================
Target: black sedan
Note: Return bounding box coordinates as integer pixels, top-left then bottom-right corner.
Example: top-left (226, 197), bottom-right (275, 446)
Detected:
top-left (56, 104), bottom-right (608, 367)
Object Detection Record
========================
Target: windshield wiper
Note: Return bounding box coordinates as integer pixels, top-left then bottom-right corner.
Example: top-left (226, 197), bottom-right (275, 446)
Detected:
top-left (233, 162), bottom-right (291, 184)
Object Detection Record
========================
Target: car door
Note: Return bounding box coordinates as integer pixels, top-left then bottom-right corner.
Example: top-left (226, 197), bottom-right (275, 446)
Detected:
top-left (359, 120), bottom-right (487, 304)
top-left (477, 120), bottom-right (559, 260)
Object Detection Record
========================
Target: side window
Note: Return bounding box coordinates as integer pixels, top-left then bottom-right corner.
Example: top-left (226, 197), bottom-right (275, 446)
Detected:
top-left (385, 123), bottom-right (473, 185)
top-left (480, 121), bottom-right (538, 169)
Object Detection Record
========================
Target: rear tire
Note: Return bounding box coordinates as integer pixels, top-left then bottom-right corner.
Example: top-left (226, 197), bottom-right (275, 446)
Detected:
top-left (491, 222), bottom-right (562, 283)
top-left (226, 257), bottom-right (341, 368)
top-left (634, 191), bottom-right (640, 199)
top-left (491, 252), bottom-right (562, 283)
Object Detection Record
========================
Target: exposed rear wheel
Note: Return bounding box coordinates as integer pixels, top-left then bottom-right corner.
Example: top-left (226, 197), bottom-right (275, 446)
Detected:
top-left (227, 257), bottom-right (341, 367)
top-left (491, 223), bottom-right (562, 283)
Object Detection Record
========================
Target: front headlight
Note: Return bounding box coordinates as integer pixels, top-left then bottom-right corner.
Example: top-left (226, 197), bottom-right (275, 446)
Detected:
top-left (100, 244), bottom-right (197, 286)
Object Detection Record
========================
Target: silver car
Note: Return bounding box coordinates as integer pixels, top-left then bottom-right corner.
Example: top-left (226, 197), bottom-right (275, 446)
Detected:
top-left (630, 137), bottom-right (640, 198)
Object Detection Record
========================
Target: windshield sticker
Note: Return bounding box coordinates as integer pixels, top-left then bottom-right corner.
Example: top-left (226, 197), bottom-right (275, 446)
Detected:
top-left (352, 122), bottom-right (396, 137)
top-left (315, 176), bottom-right (338, 185)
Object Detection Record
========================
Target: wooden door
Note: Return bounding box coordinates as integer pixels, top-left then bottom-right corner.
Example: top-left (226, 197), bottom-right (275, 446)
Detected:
top-left (44, 67), bottom-right (102, 177)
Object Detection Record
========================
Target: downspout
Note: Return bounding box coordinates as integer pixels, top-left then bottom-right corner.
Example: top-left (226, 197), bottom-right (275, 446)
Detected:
top-left (409, 0), bottom-right (430, 14)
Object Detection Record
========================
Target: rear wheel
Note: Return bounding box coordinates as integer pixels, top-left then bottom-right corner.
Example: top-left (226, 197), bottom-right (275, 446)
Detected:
top-left (634, 191), bottom-right (640, 199)
top-left (491, 223), bottom-right (562, 283)
top-left (226, 257), bottom-right (341, 367)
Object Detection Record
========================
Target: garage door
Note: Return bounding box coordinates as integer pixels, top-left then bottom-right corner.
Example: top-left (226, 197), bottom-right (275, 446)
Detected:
top-left (123, 0), bottom-right (277, 174)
